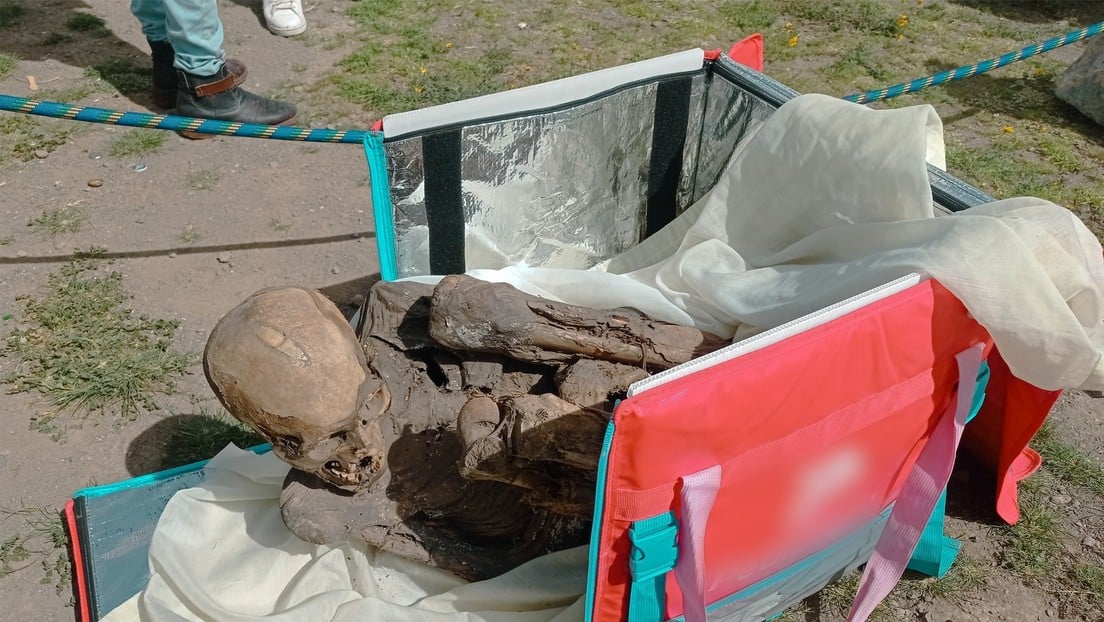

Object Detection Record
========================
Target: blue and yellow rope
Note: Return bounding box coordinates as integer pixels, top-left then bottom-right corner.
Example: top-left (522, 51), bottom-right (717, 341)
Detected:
top-left (0, 93), bottom-right (371, 143)
top-left (2, 22), bottom-right (1100, 141)
top-left (843, 21), bottom-right (1103, 104)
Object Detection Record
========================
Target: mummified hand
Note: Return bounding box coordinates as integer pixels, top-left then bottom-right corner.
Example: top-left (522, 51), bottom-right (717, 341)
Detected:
top-left (429, 274), bottom-right (728, 370)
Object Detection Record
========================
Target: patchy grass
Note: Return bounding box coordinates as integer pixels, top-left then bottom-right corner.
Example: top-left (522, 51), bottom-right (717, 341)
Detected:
top-left (177, 224), bottom-right (202, 244)
top-left (0, 506), bottom-right (70, 596)
top-left (1000, 481), bottom-right (1063, 578)
top-left (3, 258), bottom-right (191, 421)
top-left (0, 115), bottom-right (75, 163)
top-left (37, 83), bottom-right (97, 104)
top-left (64, 12), bottom-right (109, 36)
top-left (1031, 423), bottom-right (1104, 496)
top-left (186, 168), bottom-right (220, 191)
top-left (0, 52), bottom-right (17, 80)
top-left (910, 555), bottom-right (988, 602)
top-left (0, 1), bottom-right (26, 28)
top-left (109, 129), bottom-right (167, 157)
top-left (1074, 564), bottom-right (1104, 604)
top-left (28, 204), bottom-right (86, 237)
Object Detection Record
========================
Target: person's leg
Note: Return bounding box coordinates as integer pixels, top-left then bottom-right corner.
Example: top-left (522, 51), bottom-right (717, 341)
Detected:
top-left (161, 0), bottom-right (224, 77)
top-left (155, 0), bottom-right (296, 132)
top-left (130, 0), bottom-right (168, 42)
top-left (132, 0), bottom-right (246, 109)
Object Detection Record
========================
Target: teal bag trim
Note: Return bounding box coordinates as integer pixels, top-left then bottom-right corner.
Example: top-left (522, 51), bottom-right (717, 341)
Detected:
top-left (657, 506), bottom-right (895, 622)
top-left (72, 444), bottom-right (272, 499)
top-left (584, 420), bottom-right (618, 622)
top-left (363, 132), bottom-right (399, 281)
top-left (627, 511), bottom-right (679, 622)
top-left (907, 360), bottom-right (990, 577)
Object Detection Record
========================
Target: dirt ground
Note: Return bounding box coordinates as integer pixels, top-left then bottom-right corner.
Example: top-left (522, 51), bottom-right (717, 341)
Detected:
top-left (0, 1), bottom-right (1102, 621)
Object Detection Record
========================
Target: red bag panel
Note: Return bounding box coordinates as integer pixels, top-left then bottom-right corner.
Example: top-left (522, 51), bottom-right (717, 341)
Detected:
top-left (590, 280), bottom-right (991, 622)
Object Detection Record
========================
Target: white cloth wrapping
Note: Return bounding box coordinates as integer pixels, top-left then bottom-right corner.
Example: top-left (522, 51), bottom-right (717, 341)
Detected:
top-left (104, 93), bottom-right (1104, 622)
top-left (102, 446), bottom-right (589, 622)
top-left (461, 94), bottom-right (1104, 390)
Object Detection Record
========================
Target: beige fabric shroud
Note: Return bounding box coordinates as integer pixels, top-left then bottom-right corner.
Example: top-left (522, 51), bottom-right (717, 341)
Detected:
top-left (104, 94), bottom-right (1104, 622)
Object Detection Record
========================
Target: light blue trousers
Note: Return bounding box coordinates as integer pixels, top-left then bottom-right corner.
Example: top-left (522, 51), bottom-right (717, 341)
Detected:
top-left (130, 0), bottom-right (224, 76)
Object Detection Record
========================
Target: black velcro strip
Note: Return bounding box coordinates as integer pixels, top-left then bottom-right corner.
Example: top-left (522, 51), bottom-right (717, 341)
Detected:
top-left (422, 130), bottom-right (466, 274)
top-left (646, 76), bottom-right (693, 238)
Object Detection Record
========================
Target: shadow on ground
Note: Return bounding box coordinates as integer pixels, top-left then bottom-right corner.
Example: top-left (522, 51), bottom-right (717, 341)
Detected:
top-left (125, 413), bottom-right (264, 475)
top-left (924, 58), bottom-right (1104, 145)
top-left (0, 1), bottom-right (156, 107)
top-left (949, 0), bottom-right (1104, 25)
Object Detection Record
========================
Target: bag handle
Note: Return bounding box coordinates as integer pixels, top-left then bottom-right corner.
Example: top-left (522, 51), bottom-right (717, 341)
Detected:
top-left (846, 343), bottom-right (985, 621)
top-left (673, 465), bottom-right (722, 622)
top-left (671, 344), bottom-right (984, 622)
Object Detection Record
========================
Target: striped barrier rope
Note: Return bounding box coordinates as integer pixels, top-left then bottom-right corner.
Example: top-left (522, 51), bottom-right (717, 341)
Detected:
top-left (0, 93), bottom-right (371, 143)
top-left (2, 22), bottom-right (1099, 139)
top-left (843, 21), bottom-right (1102, 104)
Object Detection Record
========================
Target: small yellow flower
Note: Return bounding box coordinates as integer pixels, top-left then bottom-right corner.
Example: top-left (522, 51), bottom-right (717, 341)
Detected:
top-left (445, 42), bottom-right (453, 49)
top-left (419, 66), bottom-right (427, 74)
top-left (897, 14), bottom-right (909, 29)
top-left (785, 21), bottom-right (793, 30)
top-left (414, 86), bottom-right (423, 94)
top-left (1002, 125), bottom-right (1014, 134)
top-left (788, 35), bottom-right (798, 47)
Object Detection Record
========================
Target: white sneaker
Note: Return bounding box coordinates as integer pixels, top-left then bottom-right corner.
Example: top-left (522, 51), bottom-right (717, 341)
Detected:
top-left (263, 0), bottom-right (307, 37)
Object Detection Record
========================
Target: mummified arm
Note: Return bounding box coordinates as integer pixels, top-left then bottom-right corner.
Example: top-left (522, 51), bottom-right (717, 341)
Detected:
top-left (428, 275), bottom-right (728, 371)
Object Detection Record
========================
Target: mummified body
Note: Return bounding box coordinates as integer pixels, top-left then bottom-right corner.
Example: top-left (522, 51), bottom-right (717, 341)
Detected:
top-left (203, 275), bottom-right (726, 580)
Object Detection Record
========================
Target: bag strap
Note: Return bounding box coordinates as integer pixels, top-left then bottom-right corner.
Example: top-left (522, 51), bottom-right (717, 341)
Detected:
top-left (846, 343), bottom-right (985, 621)
top-left (673, 465), bottom-right (722, 622)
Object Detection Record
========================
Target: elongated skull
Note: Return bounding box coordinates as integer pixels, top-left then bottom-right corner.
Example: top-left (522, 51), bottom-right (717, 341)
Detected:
top-left (203, 287), bottom-right (390, 491)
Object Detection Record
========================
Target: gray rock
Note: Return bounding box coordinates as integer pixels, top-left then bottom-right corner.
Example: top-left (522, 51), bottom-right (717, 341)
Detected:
top-left (1055, 34), bottom-right (1104, 126)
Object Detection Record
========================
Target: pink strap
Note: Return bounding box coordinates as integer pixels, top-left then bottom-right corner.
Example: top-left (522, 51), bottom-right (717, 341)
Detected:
top-left (674, 464), bottom-right (722, 622)
top-left (847, 343), bottom-right (985, 621)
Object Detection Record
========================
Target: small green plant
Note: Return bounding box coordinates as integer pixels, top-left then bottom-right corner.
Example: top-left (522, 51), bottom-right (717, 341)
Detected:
top-left (38, 83), bottom-right (96, 104)
top-left (0, 1), bottom-right (26, 28)
top-left (186, 168), bottom-right (220, 191)
top-left (39, 32), bottom-right (72, 46)
top-left (270, 218), bottom-right (293, 233)
top-left (28, 204), bottom-right (86, 237)
top-left (0, 506), bottom-right (65, 575)
top-left (64, 12), bottom-right (109, 36)
top-left (0, 52), bottom-right (17, 80)
top-left (178, 224), bottom-right (202, 244)
top-left (999, 483), bottom-right (1062, 578)
top-left (719, 0), bottom-right (778, 30)
top-left (109, 129), bottom-right (166, 157)
top-left (1031, 423), bottom-right (1104, 495)
top-left (1073, 564), bottom-right (1104, 603)
top-left (914, 555), bottom-right (988, 601)
top-left (3, 257), bottom-right (192, 420)
top-left (1, 115), bottom-right (75, 162)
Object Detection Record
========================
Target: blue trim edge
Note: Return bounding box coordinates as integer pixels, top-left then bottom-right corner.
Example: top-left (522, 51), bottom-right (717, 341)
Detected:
top-left (584, 419), bottom-right (617, 622)
top-left (364, 132), bottom-right (399, 281)
top-left (72, 443), bottom-right (272, 499)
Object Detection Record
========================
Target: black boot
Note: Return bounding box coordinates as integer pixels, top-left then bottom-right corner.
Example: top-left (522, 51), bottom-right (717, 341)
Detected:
top-left (147, 39), bottom-right (248, 109)
top-left (175, 65), bottom-right (297, 137)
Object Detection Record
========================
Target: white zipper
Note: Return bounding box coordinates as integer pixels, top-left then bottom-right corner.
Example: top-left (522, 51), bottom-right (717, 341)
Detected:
top-left (627, 273), bottom-right (925, 396)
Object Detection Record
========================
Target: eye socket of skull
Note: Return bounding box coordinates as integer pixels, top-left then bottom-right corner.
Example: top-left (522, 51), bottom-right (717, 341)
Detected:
top-left (203, 286), bottom-right (389, 491)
